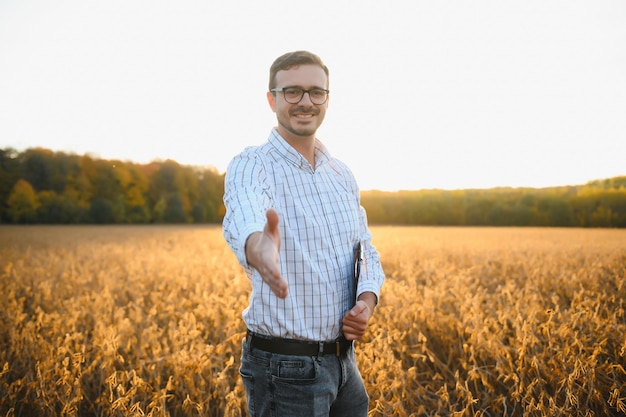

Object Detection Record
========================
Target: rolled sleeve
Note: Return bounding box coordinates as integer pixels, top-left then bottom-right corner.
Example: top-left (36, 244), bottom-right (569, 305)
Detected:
top-left (222, 148), bottom-right (272, 269)
top-left (355, 206), bottom-right (385, 303)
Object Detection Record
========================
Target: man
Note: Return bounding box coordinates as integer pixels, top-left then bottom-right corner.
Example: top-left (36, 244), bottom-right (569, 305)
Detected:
top-left (222, 50), bottom-right (385, 417)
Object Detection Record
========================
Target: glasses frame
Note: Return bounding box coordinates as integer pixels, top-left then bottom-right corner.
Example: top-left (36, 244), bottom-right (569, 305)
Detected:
top-left (270, 86), bottom-right (330, 105)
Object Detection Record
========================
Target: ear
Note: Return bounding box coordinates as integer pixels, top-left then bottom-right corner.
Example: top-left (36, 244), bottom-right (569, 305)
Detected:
top-left (267, 91), bottom-right (276, 112)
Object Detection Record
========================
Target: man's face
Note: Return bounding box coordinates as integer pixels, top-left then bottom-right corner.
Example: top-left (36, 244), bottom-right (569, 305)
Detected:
top-left (267, 64), bottom-right (329, 142)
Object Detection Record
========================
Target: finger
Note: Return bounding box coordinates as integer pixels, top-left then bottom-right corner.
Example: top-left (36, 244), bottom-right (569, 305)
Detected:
top-left (261, 208), bottom-right (287, 298)
top-left (343, 312), bottom-right (367, 328)
top-left (342, 312), bottom-right (366, 332)
top-left (342, 320), bottom-right (366, 341)
top-left (343, 332), bottom-right (358, 341)
top-left (274, 286), bottom-right (288, 298)
top-left (272, 275), bottom-right (288, 298)
top-left (261, 265), bottom-right (288, 299)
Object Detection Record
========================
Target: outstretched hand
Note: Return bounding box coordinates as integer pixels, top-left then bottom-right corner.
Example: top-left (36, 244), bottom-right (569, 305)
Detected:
top-left (245, 209), bottom-right (288, 298)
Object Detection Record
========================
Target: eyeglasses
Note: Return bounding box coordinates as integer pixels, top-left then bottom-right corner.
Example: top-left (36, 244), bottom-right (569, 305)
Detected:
top-left (270, 86), bottom-right (329, 105)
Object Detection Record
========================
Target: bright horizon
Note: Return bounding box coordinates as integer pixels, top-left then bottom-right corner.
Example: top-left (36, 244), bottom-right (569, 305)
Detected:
top-left (1, 1), bottom-right (625, 191)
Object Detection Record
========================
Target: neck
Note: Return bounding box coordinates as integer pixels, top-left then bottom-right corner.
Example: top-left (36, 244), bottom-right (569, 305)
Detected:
top-left (277, 128), bottom-right (316, 168)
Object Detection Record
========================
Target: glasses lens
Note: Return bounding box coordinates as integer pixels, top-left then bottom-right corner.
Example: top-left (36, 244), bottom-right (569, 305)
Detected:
top-left (309, 89), bottom-right (328, 104)
top-left (283, 87), bottom-right (304, 103)
top-left (281, 87), bottom-right (327, 104)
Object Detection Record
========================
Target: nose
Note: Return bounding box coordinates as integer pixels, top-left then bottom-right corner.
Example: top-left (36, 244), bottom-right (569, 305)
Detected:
top-left (297, 91), bottom-right (314, 105)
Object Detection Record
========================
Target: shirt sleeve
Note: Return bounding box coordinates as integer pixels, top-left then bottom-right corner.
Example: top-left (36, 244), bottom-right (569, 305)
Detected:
top-left (222, 149), bottom-right (273, 269)
top-left (356, 196), bottom-right (385, 304)
top-left (335, 158), bottom-right (385, 303)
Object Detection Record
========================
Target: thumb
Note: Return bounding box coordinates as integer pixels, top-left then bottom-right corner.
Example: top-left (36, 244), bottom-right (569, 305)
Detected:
top-left (264, 208), bottom-right (281, 248)
top-left (350, 300), bottom-right (368, 316)
top-left (265, 208), bottom-right (279, 233)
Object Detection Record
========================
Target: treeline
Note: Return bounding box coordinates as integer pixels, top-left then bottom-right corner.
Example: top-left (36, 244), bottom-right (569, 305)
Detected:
top-left (0, 148), bottom-right (225, 224)
top-left (362, 178), bottom-right (626, 227)
top-left (2, 147), bottom-right (625, 227)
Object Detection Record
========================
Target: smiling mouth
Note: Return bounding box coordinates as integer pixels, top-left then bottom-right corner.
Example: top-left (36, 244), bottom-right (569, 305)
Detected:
top-left (290, 108), bottom-right (319, 118)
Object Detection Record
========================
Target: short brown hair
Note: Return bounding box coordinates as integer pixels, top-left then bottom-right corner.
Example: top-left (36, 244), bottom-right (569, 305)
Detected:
top-left (268, 50), bottom-right (329, 91)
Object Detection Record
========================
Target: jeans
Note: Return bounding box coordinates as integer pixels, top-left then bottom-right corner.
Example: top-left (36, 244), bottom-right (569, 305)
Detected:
top-left (239, 337), bottom-right (369, 417)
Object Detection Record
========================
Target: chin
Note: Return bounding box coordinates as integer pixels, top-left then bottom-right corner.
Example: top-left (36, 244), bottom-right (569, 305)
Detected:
top-left (285, 125), bottom-right (317, 138)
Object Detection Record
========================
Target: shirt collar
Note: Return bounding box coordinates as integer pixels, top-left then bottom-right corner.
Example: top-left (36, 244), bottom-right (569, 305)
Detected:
top-left (268, 128), bottom-right (331, 169)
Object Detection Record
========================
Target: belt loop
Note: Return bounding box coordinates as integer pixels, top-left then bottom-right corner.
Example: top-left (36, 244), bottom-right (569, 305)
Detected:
top-left (335, 341), bottom-right (340, 356)
top-left (318, 341), bottom-right (324, 357)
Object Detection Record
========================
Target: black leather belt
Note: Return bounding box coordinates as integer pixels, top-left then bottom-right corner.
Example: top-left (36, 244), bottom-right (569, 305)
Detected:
top-left (247, 331), bottom-right (352, 356)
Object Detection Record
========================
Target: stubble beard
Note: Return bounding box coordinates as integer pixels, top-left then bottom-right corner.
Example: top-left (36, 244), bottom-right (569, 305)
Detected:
top-left (279, 107), bottom-right (323, 139)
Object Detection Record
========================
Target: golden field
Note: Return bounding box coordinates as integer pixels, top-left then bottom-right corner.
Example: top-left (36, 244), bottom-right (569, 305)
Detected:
top-left (0, 225), bottom-right (625, 417)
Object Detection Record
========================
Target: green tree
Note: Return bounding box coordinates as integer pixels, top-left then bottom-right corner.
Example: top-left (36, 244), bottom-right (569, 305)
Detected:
top-left (37, 189), bottom-right (86, 224)
top-left (7, 179), bottom-right (40, 223)
top-left (90, 198), bottom-right (116, 224)
top-left (19, 148), bottom-right (55, 191)
top-left (86, 160), bottom-right (127, 223)
top-left (487, 203), bottom-right (513, 226)
top-left (191, 203), bottom-right (205, 223)
top-left (197, 168), bottom-right (225, 222)
top-left (0, 148), bottom-right (20, 222)
top-left (122, 164), bottom-right (149, 223)
top-left (153, 196), bottom-right (167, 223)
top-left (148, 160), bottom-right (185, 219)
top-left (590, 206), bottom-right (614, 227)
top-left (464, 193), bottom-right (492, 226)
top-left (163, 193), bottom-right (186, 223)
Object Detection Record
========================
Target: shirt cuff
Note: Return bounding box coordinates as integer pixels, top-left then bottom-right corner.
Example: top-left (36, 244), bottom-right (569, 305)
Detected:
top-left (356, 281), bottom-right (380, 305)
top-left (236, 223), bottom-right (265, 268)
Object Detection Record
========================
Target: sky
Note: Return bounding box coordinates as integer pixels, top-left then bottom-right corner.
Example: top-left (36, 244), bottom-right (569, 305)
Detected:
top-left (1, 0), bottom-right (625, 191)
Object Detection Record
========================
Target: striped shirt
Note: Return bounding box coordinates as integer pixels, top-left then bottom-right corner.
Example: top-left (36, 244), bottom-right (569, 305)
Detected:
top-left (222, 129), bottom-right (385, 342)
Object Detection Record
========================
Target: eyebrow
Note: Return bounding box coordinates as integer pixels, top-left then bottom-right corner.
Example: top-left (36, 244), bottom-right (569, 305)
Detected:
top-left (280, 85), bottom-right (328, 90)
